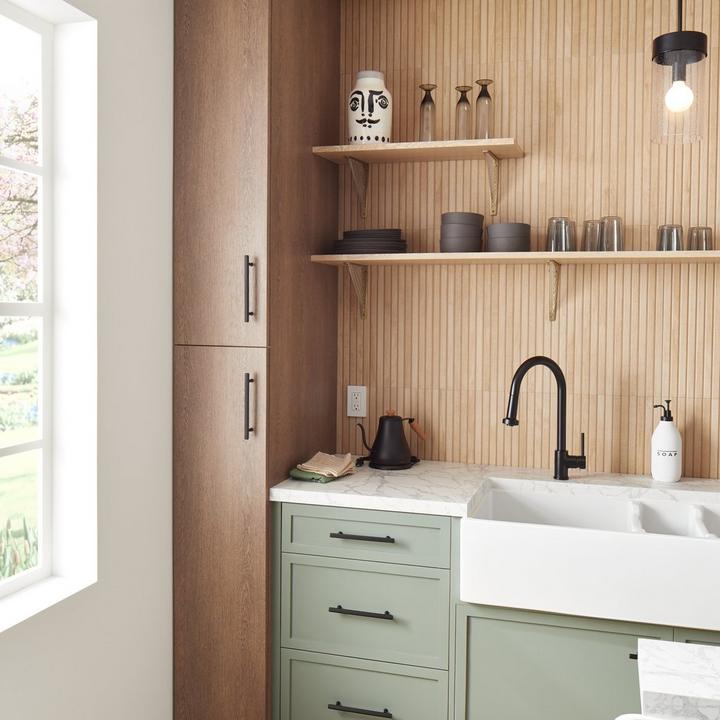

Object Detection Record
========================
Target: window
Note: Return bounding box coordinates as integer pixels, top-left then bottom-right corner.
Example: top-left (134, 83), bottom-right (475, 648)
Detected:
top-left (0, 1), bottom-right (52, 598)
top-left (0, 0), bottom-right (95, 632)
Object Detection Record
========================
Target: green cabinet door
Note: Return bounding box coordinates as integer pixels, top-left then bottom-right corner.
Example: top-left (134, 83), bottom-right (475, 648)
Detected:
top-left (455, 605), bottom-right (672, 720)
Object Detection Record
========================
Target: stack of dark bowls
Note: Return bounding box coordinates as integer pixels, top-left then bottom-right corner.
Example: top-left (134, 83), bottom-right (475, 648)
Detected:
top-left (440, 212), bottom-right (484, 252)
top-left (335, 229), bottom-right (406, 254)
top-left (486, 223), bottom-right (531, 252)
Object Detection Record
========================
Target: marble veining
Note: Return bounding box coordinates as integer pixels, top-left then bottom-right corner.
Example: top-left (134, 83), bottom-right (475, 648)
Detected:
top-left (269, 461), bottom-right (720, 517)
top-left (269, 460), bottom-right (488, 516)
top-left (639, 639), bottom-right (720, 719)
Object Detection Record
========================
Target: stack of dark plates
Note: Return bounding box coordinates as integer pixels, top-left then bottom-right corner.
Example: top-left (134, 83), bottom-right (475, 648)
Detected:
top-left (335, 229), bottom-right (406, 254)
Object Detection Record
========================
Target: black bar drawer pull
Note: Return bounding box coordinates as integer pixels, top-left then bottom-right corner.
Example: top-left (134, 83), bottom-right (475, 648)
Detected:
top-left (328, 701), bottom-right (392, 718)
top-left (629, 652), bottom-right (638, 660)
top-left (244, 372), bottom-right (255, 440)
top-left (329, 531), bottom-right (395, 544)
top-left (329, 605), bottom-right (394, 621)
top-left (244, 255), bottom-right (255, 323)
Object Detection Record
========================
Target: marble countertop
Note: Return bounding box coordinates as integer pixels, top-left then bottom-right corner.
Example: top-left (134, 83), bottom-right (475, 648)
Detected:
top-left (639, 638), bottom-right (720, 717)
top-left (269, 460), bottom-right (720, 517)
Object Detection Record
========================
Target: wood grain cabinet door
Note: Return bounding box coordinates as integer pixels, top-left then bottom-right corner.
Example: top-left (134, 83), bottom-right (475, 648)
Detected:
top-left (174, 0), bottom-right (269, 347)
top-left (174, 345), bottom-right (268, 720)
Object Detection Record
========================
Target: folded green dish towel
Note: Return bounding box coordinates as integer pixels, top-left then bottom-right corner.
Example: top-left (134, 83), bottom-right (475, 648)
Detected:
top-left (290, 467), bottom-right (336, 484)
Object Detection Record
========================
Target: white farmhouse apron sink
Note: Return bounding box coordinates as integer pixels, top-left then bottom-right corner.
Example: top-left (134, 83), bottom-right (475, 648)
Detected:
top-left (460, 477), bottom-right (720, 631)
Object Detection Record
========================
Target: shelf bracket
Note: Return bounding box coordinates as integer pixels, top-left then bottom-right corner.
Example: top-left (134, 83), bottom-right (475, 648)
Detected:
top-left (347, 157), bottom-right (369, 219)
top-left (482, 151), bottom-right (500, 216)
top-left (345, 262), bottom-right (368, 320)
top-left (548, 260), bottom-right (560, 322)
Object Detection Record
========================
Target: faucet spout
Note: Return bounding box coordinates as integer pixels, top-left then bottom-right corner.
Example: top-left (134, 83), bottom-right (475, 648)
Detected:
top-left (502, 356), bottom-right (586, 480)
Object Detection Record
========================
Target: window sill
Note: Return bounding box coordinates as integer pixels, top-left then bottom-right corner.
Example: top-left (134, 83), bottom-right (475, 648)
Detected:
top-left (0, 574), bottom-right (96, 634)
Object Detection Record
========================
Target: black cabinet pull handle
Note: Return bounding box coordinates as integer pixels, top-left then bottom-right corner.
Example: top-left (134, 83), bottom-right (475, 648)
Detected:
top-left (329, 605), bottom-right (394, 621)
top-left (329, 531), bottom-right (395, 544)
top-left (328, 701), bottom-right (392, 718)
top-left (244, 255), bottom-right (255, 323)
top-left (629, 652), bottom-right (638, 660)
top-left (244, 372), bottom-right (255, 440)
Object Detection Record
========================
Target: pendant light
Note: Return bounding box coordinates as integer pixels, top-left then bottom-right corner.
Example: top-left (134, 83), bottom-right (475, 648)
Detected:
top-left (651, 0), bottom-right (708, 144)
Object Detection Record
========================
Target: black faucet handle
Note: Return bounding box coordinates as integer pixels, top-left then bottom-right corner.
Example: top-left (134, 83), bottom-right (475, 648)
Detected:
top-left (572, 431), bottom-right (587, 470)
top-left (564, 432), bottom-right (587, 473)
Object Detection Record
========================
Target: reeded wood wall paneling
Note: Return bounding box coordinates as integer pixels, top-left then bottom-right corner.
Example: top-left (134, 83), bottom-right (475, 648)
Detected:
top-left (336, 0), bottom-right (720, 478)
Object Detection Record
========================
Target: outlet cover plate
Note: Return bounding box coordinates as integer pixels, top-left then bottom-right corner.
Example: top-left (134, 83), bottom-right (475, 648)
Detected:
top-left (347, 385), bottom-right (367, 418)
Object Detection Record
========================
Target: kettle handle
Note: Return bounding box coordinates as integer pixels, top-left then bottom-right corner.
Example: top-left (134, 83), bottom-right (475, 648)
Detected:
top-left (356, 423), bottom-right (372, 452)
top-left (403, 418), bottom-right (427, 442)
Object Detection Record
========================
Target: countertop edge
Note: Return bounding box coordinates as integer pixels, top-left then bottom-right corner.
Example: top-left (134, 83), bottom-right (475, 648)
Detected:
top-left (268, 486), bottom-right (471, 517)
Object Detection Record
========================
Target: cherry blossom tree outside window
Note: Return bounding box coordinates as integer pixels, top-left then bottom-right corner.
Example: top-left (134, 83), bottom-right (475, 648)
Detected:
top-left (0, 7), bottom-right (48, 588)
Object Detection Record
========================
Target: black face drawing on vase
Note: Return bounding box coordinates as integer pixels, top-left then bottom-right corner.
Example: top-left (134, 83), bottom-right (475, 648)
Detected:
top-left (349, 89), bottom-right (390, 129)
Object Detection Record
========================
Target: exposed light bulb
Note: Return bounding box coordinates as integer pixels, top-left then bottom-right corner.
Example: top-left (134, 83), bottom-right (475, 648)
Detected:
top-left (665, 80), bottom-right (695, 113)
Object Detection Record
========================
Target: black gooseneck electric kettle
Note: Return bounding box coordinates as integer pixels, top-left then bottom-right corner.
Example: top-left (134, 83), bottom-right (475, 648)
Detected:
top-left (356, 411), bottom-right (426, 470)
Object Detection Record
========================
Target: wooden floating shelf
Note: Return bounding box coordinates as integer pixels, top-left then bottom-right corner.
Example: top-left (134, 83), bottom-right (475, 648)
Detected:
top-left (312, 138), bottom-right (524, 164)
top-left (314, 251), bottom-right (720, 323)
top-left (312, 139), bottom-right (524, 218)
top-left (311, 250), bottom-right (720, 267)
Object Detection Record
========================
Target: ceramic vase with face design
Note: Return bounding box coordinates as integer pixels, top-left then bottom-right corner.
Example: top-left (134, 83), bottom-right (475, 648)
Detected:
top-left (348, 70), bottom-right (392, 144)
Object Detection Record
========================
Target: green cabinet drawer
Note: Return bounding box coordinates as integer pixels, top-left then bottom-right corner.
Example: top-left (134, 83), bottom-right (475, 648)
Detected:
top-left (281, 649), bottom-right (448, 720)
top-left (674, 627), bottom-right (720, 645)
top-left (455, 605), bottom-right (672, 720)
top-left (282, 503), bottom-right (451, 568)
top-left (282, 554), bottom-right (450, 669)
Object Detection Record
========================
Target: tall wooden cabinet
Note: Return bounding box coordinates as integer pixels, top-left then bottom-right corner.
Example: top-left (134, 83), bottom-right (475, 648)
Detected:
top-left (173, 0), bottom-right (340, 717)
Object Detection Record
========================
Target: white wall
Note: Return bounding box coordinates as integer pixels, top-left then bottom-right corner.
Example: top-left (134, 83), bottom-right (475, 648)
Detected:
top-left (0, 0), bottom-right (173, 717)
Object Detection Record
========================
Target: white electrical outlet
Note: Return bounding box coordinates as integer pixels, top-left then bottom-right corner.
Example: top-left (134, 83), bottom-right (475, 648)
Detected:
top-left (347, 385), bottom-right (367, 418)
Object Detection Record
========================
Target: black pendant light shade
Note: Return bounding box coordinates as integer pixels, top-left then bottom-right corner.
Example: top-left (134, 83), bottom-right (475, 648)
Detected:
top-left (651, 0), bottom-right (708, 144)
top-left (653, 31), bottom-right (707, 78)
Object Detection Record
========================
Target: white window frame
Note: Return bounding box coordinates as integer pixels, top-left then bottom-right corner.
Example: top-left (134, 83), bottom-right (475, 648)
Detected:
top-left (0, 0), bottom-right (96, 633)
top-left (0, 0), bottom-right (53, 600)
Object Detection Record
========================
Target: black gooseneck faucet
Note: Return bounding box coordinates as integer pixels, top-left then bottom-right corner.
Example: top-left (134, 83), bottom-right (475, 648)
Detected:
top-left (502, 356), bottom-right (587, 480)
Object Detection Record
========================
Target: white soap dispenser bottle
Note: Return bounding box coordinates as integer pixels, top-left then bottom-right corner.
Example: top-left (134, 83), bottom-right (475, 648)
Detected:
top-left (651, 400), bottom-right (682, 483)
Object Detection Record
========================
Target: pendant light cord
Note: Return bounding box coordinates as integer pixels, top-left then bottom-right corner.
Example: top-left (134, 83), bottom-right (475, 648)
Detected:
top-left (678, 0), bottom-right (683, 32)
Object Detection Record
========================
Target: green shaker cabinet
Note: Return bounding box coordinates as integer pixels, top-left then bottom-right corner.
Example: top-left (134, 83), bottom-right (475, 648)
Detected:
top-left (455, 605), bottom-right (672, 720)
top-left (276, 503), bottom-right (452, 720)
top-left (275, 502), bottom-right (719, 720)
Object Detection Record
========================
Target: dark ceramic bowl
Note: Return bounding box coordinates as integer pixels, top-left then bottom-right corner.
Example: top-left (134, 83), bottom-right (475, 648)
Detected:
top-left (440, 235), bottom-right (482, 252)
top-left (484, 235), bottom-right (531, 252)
top-left (441, 212), bottom-right (484, 227)
top-left (487, 222), bottom-right (531, 238)
top-left (440, 223), bottom-right (484, 239)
